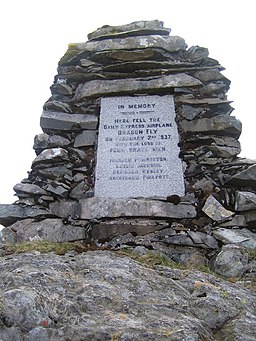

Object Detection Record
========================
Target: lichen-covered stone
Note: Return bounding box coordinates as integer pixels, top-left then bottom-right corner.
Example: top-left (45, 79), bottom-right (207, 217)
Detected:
top-left (1, 218), bottom-right (85, 243)
top-left (202, 195), bottom-right (234, 222)
top-left (33, 133), bottom-right (70, 151)
top-left (0, 251), bottom-right (255, 340)
top-left (31, 148), bottom-right (69, 167)
top-left (87, 20), bottom-right (171, 40)
top-left (79, 197), bottom-right (196, 219)
top-left (213, 227), bottom-right (256, 249)
top-left (74, 74), bottom-right (202, 99)
top-left (60, 35), bottom-right (187, 65)
top-left (209, 245), bottom-right (249, 277)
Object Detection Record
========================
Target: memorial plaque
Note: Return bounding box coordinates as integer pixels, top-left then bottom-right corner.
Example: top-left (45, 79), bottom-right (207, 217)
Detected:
top-left (95, 95), bottom-right (185, 198)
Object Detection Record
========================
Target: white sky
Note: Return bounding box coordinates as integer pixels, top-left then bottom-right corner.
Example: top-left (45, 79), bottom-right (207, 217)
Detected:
top-left (0, 0), bottom-right (255, 204)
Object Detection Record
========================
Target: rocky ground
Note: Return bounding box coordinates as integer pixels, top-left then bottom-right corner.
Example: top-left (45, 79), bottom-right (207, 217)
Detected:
top-left (0, 247), bottom-right (255, 341)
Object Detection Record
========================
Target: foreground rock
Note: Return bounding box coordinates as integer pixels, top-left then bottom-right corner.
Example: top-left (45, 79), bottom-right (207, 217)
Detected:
top-left (0, 250), bottom-right (255, 340)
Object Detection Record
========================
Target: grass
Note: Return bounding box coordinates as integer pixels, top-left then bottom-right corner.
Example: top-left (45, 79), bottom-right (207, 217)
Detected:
top-left (117, 248), bottom-right (186, 270)
top-left (1, 241), bottom-right (106, 256)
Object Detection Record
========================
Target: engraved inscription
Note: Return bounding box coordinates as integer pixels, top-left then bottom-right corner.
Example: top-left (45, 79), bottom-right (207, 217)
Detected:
top-left (95, 95), bottom-right (185, 198)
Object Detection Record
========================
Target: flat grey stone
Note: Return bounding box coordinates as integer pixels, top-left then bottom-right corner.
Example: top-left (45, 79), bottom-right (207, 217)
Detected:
top-left (74, 35), bottom-right (186, 53)
top-left (43, 100), bottom-right (72, 113)
top-left (226, 164), bottom-right (256, 189)
top-left (165, 232), bottom-right (218, 249)
top-left (187, 231), bottom-right (218, 249)
top-left (74, 74), bottom-right (202, 99)
top-left (185, 46), bottom-right (209, 61)
top-left (32, 148), bottom-right (69, 167)
top-left (59, 34), bottom-right (187, 66)
top-left (37, 166), bottom-right (72, 179)
top-left (0, 204), bottom-right (51, 226)
top-left (13, 183), bottom-right (48, 196)
top-left (74, 130), bottom-right (97, 147)
top-left (33, 133), bottom-right (70, 150)
top-left (213, 228), bottom-right (256, 249)
top-left (199, 82), bottom-right (227, 96)
top-left (50, 83), bottom-right (73, 96)
top-left (4, 218), bottom-right (85, 243)
top-left (193, 70), bottom-right (230, 84)
top-left (79, 197), bottom-right (196, 220)
top-left (87, 20), bottom-right (171, 40)
top-left (0, 205), bottom-right (24, 226)
top-left (181, 115), bottom-right (242, 138)
top-left (235, 191), bottom-right (256, 211)
top-left (180, 105), bottom-right (204, 120)
top-left (208, 144), bottom-right (241, 158)
top-left (209, 245), bottom-right (249, 278)
top-left (202, 195), bottom-right (234, 222)
top-left (40, 111), bottom-right (98, 131)
top-left (219, 215), bottom-right (246, 228)
top-left (1, 226), bottom-right (16, 243)
top-left (44, 184), bottom-right (69, 198)
top-left (69, 181), bottom-right (89, 199)
top-left (91, 219), bottom-right (168, 242)
top-left (49, 201), bottom-right (81, 219)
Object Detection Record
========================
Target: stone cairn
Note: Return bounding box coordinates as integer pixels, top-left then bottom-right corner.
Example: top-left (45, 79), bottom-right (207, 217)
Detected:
top-left (0, 21), bottom-right (255, 275)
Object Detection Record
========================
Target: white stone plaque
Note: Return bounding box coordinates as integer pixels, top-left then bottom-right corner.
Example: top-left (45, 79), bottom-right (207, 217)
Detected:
top-left (95, 95), bottom-right (185, 198)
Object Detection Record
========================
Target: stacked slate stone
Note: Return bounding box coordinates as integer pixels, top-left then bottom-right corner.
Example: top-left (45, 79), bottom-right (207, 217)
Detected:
top-left (0, 21), bottom-right (255, 273)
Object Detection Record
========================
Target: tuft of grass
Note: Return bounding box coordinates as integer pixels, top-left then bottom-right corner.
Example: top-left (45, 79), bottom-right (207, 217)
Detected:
top-left (117, 248), bottom-right (186, 269)
top-left (246, 249), bottom-right (256, 261)
top-left (1, 241), bottom-right (107, 256)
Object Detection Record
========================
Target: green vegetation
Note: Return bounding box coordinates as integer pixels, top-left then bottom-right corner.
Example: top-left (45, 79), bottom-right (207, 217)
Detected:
top-left (117, 248), bottom-right (186, 270)
top-left (1, 241), bottom-right (103, 256)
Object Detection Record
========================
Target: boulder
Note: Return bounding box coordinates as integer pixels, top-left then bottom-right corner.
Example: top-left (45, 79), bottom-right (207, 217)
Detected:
top-left (213, 228), bottom-right (256, 249)
top-left (209, 245), bottom-right (249, 278)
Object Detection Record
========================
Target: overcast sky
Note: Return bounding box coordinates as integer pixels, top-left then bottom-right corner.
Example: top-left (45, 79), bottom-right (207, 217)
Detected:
top-left (0, 0), bottom-right (255, 204)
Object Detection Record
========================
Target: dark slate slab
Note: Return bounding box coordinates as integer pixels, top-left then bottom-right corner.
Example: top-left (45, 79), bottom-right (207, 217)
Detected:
top-left (40, 111), bottom-right (98, 131)
top-left (74, 74), bottom-right (202, 100)
top-left (59, 35), bottom-right (187, 65)
top-left (226, 164), bottom-right (256, 189)
top-left (79, 198), bottom-right (196, 220)
top-left (181, 115), bottom-right (242, 138)
top-left (87, 20), bottom-right (171, 40)
top-left (0, 204), bottom-right (52, 227)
